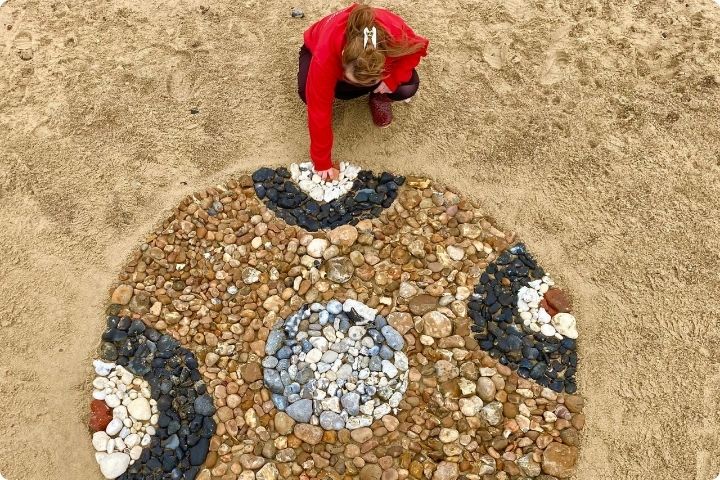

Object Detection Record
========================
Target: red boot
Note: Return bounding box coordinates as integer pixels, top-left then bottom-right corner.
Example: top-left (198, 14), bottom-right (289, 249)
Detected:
top-left (369, 93), bottom-right (393, 128)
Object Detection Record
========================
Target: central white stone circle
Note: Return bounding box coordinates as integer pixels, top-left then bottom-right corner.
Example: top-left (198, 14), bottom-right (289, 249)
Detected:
top-left (263, 299), bottom-right (409, 430)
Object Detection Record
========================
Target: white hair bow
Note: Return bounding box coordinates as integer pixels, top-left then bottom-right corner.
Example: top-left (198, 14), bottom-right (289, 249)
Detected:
top-left (363, 26), bottom-right (377, 49)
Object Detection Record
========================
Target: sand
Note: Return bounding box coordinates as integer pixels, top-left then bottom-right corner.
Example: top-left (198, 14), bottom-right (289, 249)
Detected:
top-left (1, 0), bottom-right (720, 478)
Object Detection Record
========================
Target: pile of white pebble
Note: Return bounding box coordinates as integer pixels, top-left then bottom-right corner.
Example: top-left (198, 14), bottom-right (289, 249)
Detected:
top-left (290, 161), bottom-right (361, 202)
top-left (91, 359), bottom-right (159, 479)
top-left (517, 277), bottom-right (578, 339)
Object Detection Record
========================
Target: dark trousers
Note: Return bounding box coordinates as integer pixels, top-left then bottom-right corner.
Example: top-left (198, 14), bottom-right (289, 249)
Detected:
top-left (297, 45), bottom-right (420, 104)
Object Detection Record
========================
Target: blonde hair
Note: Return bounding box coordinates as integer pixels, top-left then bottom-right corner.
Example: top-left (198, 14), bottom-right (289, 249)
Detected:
top-left (342, 3), bottom-right (425, 86)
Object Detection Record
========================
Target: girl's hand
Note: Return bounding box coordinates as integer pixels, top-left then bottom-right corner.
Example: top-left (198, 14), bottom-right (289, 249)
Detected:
top-left (373, 81), bottom-right (393, 94)
top-left (317, 167), bottom-right (340, 181)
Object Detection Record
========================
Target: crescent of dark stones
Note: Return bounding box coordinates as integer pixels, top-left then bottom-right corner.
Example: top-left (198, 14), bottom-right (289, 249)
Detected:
top-left (99, 313), bottom-right (216, 480)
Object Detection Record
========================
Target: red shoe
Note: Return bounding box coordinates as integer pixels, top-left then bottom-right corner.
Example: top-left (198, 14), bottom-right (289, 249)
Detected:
top-left (369, 93), bottom-right (393, 128)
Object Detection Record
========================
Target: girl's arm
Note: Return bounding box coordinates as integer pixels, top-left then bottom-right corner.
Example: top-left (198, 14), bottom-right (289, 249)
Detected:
top-left (306, 56), bottom-right (340, 171)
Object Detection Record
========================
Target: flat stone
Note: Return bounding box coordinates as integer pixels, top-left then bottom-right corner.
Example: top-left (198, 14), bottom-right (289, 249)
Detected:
top-left (319, 411), bottom-right (345, 430)
top-left (439, 428), bottom-right (459, 443)
top-left (242, 362), bottom-right (263, 382)
top-left (307, 238), bottom-right (329, 258)
top-left (127, 397), bottom-right (151, 421)
top-left (432, 461), bottom-right (459, 480)
top-left (380, 325), bottom-right (404, 350)
top-left (194, 394), bottom-right (215, 417)
top-left (387, 312), bottom-right (413, 334)
top-left (90, 399), bottom-right (112, 432)
top-left (359, 464), bottom-right (382, 480)
top-left (240, 454), bottom-right (266, 470)
top-left (286, 399), bottom-right (313, 423)
top-left (545, 288), bottom-right (572, 313)
top-left (256, 462), bottom-right (279, 480)
top-left (98, 452), bottom-right (130, 479)
top-left (476, 377), bottom-right (496, 402)
top-left (341, 392), bottom-right (361, 416)
top-left (409, 294), bottom-right (437, 315)
top-left (481, 401), bottom-right (503, 426)
top-left (111, 285), bottom-right (133, 305)
top-left (542, 442), bottom-right (578, 478)
top-left (327, 225), bottom-right (359, 247)
top-left (274, 412), bottom-right (295, 435)
top-left (422, 311), bottom-right (453, 337)
top-left (293, 423), bottom-right (323, 445)
top-left (326, 256), bottom-right (354, 283)
top-left (350, 427), bottom-right (373, 443)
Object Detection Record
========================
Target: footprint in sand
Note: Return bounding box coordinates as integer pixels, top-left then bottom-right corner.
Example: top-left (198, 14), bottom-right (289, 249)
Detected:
top-left (539, 49), bottom-right (569, 85)
top-left (166, 55), bottom-right (197, 101)
top-left (14, 30), bottom-right (33, 61)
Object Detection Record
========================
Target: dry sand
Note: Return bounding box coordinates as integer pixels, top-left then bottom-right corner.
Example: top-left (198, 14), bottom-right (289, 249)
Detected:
top-left (1, 0), bottom-right (720, 478)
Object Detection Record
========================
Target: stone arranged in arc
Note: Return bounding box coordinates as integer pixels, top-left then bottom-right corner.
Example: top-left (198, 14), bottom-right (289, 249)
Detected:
top-left (289, 161), bottom-right (361, 203)
top-left (468, 244), bottom-right (579, 393)
top-left (263, 300), bottom-right (409, 430)
top-left (93, 315), bottom-right (216, 479)
top-left (252, 166), bottom-right (405, 231)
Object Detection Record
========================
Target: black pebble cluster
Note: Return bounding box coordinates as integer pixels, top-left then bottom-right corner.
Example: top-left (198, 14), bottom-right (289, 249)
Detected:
top-left (99, 315), bottom-right (216, 479)
top-left (252, 167), bottom-right (405, 231)
top-left (468, 244), bottom-right (578, 394)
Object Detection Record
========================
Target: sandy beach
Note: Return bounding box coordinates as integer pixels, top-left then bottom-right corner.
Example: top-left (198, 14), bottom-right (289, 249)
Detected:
top-left (1, 0), bottom-right (720, 478)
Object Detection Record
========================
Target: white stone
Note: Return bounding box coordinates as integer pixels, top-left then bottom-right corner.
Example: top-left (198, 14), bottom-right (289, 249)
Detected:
top-left (446, 245), bottom-right (465, 261)
top-left (128, 397), bottom-right (152, 421)
top-left (114, 437), bottom-right (126, 451)
top-left (105, 394), bottom-right (120, 409)
top-left (379, 360), bottom-right (397, 379)
top-left (373, 403), bottom-right (391, 418)
top-left (540, 324), bottom-right (556, 337)
top-left (92, 431), bottom-right (110, 452)
top-left (94, 360), bottom-right (115, 377)
top-left (93, 377), bottom-right (109, 390)
top-left (345, 415), bottom-right (373, 429)
top-left (348, 326), bottom-right (366, 341)
top-left (124, 433), bottom-right (140, 448)
top-left (552, 313), bottom-right (578, 339)
top-left (290, 161), bottom-right (361, 202)
top-left (307, 238), bottom-right (329, 258)
top-left (129, 445), bottom-right (143, 461)
top-left (98, 452), bottom-right (130, 479)
top-left (113, 405), bottom-right (128, 420)
top-left (305, 348), bottom-right (322, 364)
top-left (342, 299), bottom-right (377, 322)
top-left (439, 428), bottom-right (459, 443)
top-left (106, 418), bottom-right (123, 436)
top-left (459, 396), bottom-right (484, 416)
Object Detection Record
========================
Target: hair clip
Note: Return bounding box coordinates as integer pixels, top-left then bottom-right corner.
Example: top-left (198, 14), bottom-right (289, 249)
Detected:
top-left (363, 26), bottom-right (377, 49)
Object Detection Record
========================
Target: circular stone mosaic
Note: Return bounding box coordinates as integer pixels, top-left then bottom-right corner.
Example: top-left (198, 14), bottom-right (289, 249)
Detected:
top-left (89, 166), bottom-right (585, 480)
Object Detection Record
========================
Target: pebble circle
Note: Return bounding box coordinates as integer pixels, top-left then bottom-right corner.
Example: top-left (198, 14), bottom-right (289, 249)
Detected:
top-left (90, 169), bottom-right (585, 480)
top-left (263, 299), bottom-right (409, 431)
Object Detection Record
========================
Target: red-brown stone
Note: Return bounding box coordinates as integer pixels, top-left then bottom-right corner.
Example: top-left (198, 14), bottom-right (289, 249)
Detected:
top-left (89, 399), bottom-right (112, 432)
top-left (544, 289), bottom-right (572, 313)
top-left (540, 298), bottom-right (557, 317)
